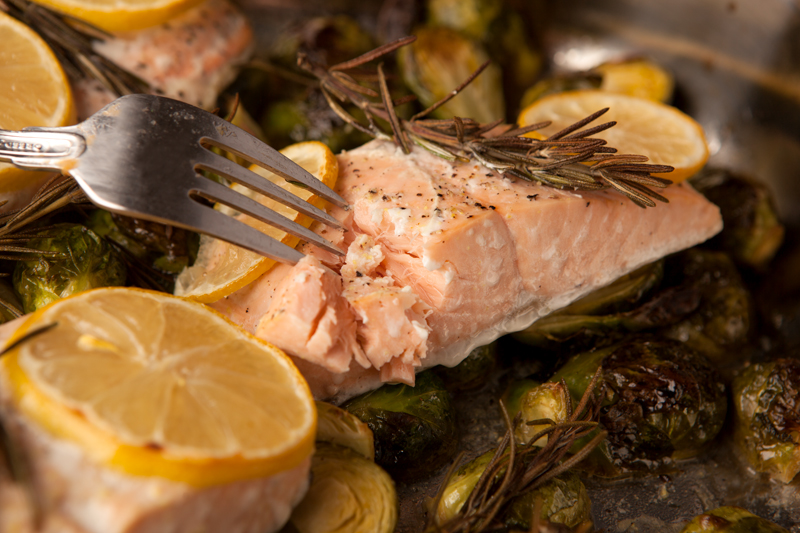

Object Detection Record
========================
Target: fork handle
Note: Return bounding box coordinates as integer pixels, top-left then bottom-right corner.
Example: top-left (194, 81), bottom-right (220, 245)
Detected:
top-left (0, 129), bottom-right (85, 172)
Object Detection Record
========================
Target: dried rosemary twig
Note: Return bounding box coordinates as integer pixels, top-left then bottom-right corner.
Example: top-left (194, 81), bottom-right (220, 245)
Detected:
top-left (0, 0), bottom-right (148, 96)
top-left (426, 369), bottom-right (606, 533)
top-left (299, 37), bottom-right (675, 208)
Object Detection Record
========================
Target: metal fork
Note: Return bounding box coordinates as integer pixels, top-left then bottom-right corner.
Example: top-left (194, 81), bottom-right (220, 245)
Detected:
top-left (0, 94), bottom-right (348, 263)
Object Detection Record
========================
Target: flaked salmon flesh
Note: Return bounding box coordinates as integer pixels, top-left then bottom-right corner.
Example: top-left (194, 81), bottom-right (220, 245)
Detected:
top-left (212, 139), bottom-right (723, 401)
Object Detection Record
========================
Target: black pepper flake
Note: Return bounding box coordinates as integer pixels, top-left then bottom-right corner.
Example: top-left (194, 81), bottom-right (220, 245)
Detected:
top-left (489, 205), bottom-right (496, 210)
top-left (586, 202), bottom-right (591, 207)
top-left (400, 207), bottom-right (407, 210)
top-left (246, 308), bottom-right (249, 313)
top-left (451, 173), bottom-right (457, 178)
top-left (475, 202), bottom-right (483, 208)
top-left (353, 169), bottom-right (360, 172)
top-left (486, 173), bottom-right (494, 177)
top-left (416, 193), bottom-right (423, 196)
top-left (467, 215), bottom-right (473, 218)
top-left (437, 193), bottom-right (444, 198)
top-left (356, 271), bottom-right (363, 278)
top-left (527, 194), bottom-right (538, 200)
top-left (369, 166), bottom-right (374, 170)
top-left (369, 189), bottom-right (377, 194)
top-left (382, 195), bottom-right (389, 201)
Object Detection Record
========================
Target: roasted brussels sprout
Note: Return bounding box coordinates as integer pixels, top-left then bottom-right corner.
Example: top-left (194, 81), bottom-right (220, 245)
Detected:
top-left (427, 0), bottom-right (503, 41)
top-left (732, 358), bottom-right (800, 483)
top-left (13, 225), bottom-right (126, 313)
top-left (679, 507), bottom-right (789, 533)
top-left (503, 470), bottom-right (591, 531)
top-left (87, 210), bottom-right (197, 277)
top-left (288, 444), bottom-right (397, 533)
top-left (0, 279), bottom-right (23, 324)
top-left (315, 401), bottom-right (374, 460)
top-left (502, 380), bottom-right (569, 446)
top-left (692, 168), bottom-right (785, 270)
top-left (434, 449), bottom-right (591, 529)
top-left (551, 337), bottom-right (727, 471)
top-left (433, 342), bottom-right (497, 392)
top-left (660, 249), bottom-right (752, 364)
top-left (398, 26), bottom-right (504, 123)
top-left (512, 260), bottom-right (681, 351)
top-left (343, 371), bottom-right (458, 482)
top-left (261, 92), bottom-right (372, 154)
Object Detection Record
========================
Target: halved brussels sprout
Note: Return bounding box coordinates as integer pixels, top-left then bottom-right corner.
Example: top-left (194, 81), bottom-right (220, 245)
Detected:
top-left (13, 224), bottom-right (126, 313)
top-left (692, 168), bottom-right (785, 270)
top-left (315, 401), bottom-right (374, 460)
top-left (398, 26), bottom-right (504, 123)
top-left (433, 342), bottom-right (497, 392)
top-left (551, 337), bottom-right (727, 471)
top-left (732, 358), bottom-right (800, 483)
top-left (679, 507), bottom-right (789, 533)
top-left (288, 444), bottom-right (397, 533)
top-left (434, 449), bottom-right (591, 529)
top-left (343, 371), bottom-right (458, 482)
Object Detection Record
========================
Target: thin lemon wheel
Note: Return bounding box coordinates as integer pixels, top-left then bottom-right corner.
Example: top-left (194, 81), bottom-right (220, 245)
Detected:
top-left (0, 12), bottom-right (74, 205)
top-left (518, 90), bottom-right (709, 182)
top-left (175, 141), bottom-right (339, 303)
top-left (30, 0), bottom-right (204, 32)
top-left (1, 287), bottom-right (316, 487)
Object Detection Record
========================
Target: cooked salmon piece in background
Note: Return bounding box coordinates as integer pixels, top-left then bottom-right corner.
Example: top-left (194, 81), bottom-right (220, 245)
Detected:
top-left (212, 139), bottom-right (722, 402)
top-left (0, 380), bottom-right (311, 533)
top-left (72, 0), bottom-right (254, 120)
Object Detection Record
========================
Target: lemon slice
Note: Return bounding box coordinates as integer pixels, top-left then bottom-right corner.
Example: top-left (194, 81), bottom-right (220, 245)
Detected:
top-left (175, 141), bottom-right (339, 303)
top-left (0, 12), bottom-right (75, 206)
top-left (595, 59), bottom-right (675, 103)
top-left (1, 287), bottom-right (316, 487)
top-left (30, 0), bottom-right (204, 32)
top-left (518, 90), bottom-right (709, 182)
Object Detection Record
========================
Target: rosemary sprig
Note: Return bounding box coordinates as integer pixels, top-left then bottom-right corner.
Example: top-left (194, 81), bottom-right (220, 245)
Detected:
top-left (0, 0), bottom-right (148, 96)
top-left (426, 369), bottom-right (606, 533)
top-left (299, 37), bottom-right (675, 208)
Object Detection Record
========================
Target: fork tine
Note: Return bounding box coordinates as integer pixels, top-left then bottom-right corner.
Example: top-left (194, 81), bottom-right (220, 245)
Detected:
top-left (190, 177), bottom-right (345, 257)
top-left (169, 200), bottom-right (306, 264)
top-left (196, 150), bottom-right (344, 230)
top-left (198, 115), bottom-right (348, 209)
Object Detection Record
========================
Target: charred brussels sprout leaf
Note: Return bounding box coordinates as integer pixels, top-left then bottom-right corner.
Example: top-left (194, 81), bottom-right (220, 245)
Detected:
top-left (435, 449), bottom-right (591, 529)
top-left (288, 444), bottom-right (397, 533)
top-left (398, 26), bottom-right (504, 123)
top-left (552, 338), bottom-right (727, 471)
top-left (315, 401), bottom-right (375, 460)
top-left (13, 225), bottom-right (126, 313)
top-left (343, 371), bottom-right (457, 482)
top-left (732, 358), bottom-right (800, 483)
top-left (692, 168), bottom-right (785, 270)
top-left (680, 506), bottom-right (789, 533)
top-left (433, 342), bottom-right (497, 392)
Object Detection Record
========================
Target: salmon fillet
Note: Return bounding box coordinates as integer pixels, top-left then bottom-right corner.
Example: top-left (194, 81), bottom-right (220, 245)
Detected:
top-left (212, 139), bottom-right (723, 402)
top-left (72, 0), bottom-right (254, 120)
top-left (0, 368), bottom-right (311, 533)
